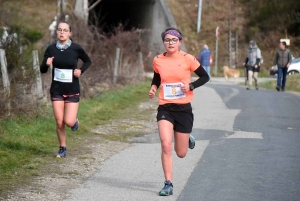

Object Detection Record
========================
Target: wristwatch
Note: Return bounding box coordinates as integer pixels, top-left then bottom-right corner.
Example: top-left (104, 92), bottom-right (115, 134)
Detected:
top-left (189, 83), bottom-right (195, 91)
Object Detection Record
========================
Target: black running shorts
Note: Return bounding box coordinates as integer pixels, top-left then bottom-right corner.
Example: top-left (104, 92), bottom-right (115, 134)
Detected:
top-left (51, 93), bottom-right (80, 103)
top-left (156, 103), bottom-right (194, 133)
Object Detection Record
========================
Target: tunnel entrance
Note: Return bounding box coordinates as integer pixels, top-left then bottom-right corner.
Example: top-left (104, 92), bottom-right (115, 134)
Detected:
top-left (87, 0), bottom-right (182, 57)
top-left (89, 0), bottom-right (155, 33)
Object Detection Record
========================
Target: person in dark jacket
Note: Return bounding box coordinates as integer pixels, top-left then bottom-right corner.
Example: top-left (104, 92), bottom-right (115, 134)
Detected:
top-left (243, 40), bottom-right (261, 90)
top-left (273, 41), bottom-right (292, 92)
top-left (40, 21), bottom-right (91, 158)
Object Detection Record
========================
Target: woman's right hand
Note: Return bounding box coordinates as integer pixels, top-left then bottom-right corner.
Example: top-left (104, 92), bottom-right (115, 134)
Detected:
top-left (149, 86), bottom-right (157, 99)
top-left (46, 57), bottom-right (54, 66)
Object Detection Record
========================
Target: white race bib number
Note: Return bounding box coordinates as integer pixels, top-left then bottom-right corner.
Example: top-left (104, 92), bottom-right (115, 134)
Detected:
top-left (54, 68), bottom-right (73, 83)
top-left (163, 82), bottom-right (186, 100)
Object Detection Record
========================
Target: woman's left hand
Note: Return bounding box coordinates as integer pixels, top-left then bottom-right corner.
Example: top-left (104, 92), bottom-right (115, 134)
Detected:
top-left (181, 81), bottom-right (190, 93)
top-left (74, 69), bottom-right (82, 78)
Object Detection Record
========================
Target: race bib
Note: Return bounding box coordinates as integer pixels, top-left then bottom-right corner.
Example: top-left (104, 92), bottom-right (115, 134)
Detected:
top-left (163, 82), bottom-right (186, 100)
top-left (54, 68), bottom-right (73, 83)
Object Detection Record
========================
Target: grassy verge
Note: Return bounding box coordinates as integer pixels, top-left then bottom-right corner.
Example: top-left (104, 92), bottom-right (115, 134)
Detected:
top-left (259, 74), bottom-right (300, 92)
top-left (0, 81), bottom-right (151, 197)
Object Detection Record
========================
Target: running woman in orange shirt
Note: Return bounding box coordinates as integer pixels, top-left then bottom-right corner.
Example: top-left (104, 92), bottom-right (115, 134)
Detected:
top-left (149, 27), bottom-right (209, 196)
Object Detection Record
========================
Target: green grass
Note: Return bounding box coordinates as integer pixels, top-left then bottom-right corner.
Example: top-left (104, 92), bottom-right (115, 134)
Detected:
top-left (259, 74), bottom-right (300, 92)
top-left (0, 81), bottom-right (151, 197)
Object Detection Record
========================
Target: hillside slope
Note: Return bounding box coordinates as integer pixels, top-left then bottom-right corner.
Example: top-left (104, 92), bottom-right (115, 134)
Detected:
top-left (1, 0), bottom-right (298, 75)
top-left (167, 0), bottom-right (299, 75)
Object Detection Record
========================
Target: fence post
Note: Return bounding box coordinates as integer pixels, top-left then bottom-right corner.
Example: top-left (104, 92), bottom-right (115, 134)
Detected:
top-left (0, 49), bottom-right (11, 114)
top-left (32, 50), bottom-right (45, 101)
top-left (113, 47), bottom-right (120, 84)
top-left (138, 52), bottom-right (144, 81)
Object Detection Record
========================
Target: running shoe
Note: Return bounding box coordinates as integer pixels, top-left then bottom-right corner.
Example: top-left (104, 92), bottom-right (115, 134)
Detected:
top-left (189, 134), bottom-right (195, 149)
top-left (56, 146), bottom-right (66, 158)
top-left (71, 117), bottom-right (79, 131)
top-left (159, 180), bottom-right (173, 196)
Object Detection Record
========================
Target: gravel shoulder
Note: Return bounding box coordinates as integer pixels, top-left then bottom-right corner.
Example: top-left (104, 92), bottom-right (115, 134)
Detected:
top-left (3, 98), bottom-right (158, 201)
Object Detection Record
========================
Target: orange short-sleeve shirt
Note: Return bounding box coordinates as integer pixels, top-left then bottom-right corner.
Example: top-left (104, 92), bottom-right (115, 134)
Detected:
top-left (153, 50), bottom-right (200, 105)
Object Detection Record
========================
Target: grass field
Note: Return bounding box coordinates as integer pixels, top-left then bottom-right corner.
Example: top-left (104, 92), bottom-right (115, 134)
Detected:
top-left (259, 74), bottom-right (300, 92)
top-left (0, 81), bottom-right (151, 197)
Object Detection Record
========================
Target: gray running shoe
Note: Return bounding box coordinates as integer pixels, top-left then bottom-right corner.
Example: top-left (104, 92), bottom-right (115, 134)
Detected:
top-left (189, 134), bottom-right (195, 149)
top-left (159, 180), bottom-right (173, 196)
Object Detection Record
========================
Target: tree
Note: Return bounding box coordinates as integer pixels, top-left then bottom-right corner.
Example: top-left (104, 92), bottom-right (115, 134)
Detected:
top-left (74, 0), bottom-right (102, 24)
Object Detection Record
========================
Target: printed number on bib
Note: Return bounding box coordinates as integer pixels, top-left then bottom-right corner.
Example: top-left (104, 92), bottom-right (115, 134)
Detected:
top-left (163, 82), bottom-right (186, 100)
top-left (54, 68), bottom-right (73, 83)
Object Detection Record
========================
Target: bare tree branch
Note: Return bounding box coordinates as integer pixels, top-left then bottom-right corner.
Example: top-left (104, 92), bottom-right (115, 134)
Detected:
top-left (88, 0), bottom-right (102, 11)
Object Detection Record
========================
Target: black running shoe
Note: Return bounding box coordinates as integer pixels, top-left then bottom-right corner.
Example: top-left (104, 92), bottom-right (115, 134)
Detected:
top-left (71, 117), bottom-right (79, 131)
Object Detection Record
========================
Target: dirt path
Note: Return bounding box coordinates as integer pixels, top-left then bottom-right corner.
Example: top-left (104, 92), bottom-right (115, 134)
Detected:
top-left (4, 99), bottom-right (158, 201)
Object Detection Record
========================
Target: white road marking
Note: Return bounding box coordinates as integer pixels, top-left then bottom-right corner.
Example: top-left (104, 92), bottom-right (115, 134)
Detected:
top-left (225, 131), bottom-right (263, 139)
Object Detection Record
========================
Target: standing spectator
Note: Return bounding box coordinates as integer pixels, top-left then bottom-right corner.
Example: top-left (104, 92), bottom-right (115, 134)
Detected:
top-left (40, 21), bottom-right (91, 158)
top-left (273, 41), bottom-right (292, 92)
top-left (198, 44), bottom-right (211, 77)
top-left (243, 40), bottom-right (261, 90)
top-left (149, 27), bottom-right (209, 196)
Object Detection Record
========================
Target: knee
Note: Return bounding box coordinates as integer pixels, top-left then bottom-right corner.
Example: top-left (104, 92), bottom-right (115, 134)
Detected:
top-left (55, 120), bottom-right (65, 129)
top-left (64, 119), bottom-right (75, 127)
top-left (176, 151), bottom-right (187, 158)
top-left (161, 143), bottom-right (172, 155)
top-left (175, 146), bottom-right (187, 158)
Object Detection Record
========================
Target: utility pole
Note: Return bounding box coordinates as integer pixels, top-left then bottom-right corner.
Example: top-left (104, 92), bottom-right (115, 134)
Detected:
top-left (215, 27), bottom-right (220, 76)
top-left (228, 17), bottom-right (232, 68)
top-left (235, 33), bottom-right (238, 69)
top-left (197, 0), bottom-right (203, 33)
top-left (234, 0), bottom-right (238, 69)
top-left (228, 0), bottom-right (239, 68)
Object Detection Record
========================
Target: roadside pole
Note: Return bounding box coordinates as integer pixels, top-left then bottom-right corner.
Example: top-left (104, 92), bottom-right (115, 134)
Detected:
top-left (215, 27), bottom-right (220, 76)
top-left (197, 0), bottom-right (203, 33)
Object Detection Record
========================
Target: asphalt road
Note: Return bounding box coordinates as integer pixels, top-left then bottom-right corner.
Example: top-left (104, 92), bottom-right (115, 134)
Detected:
top-left (66, 79), bottom-right (300, 201)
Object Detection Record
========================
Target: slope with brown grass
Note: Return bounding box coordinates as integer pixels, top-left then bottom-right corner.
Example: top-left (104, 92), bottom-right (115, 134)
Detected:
top-left (166, 0), bottom-right (300, 76)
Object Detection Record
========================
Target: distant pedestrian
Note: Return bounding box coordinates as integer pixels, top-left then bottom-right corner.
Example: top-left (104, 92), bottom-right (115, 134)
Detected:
top-left (273, 41), bottom-right (292, 92)
top-left (149, 27), bottom-right (209, 196)
top-left (243, 40), bottom-right (261, 90)
top-left (198, 44), bottom-right (211, 77)
top-left (40, 21), bottom-right (91, 158)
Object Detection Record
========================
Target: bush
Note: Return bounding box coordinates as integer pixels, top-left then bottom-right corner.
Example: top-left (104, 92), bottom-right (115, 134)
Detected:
top-left (53, 19), bottom-right (153, 99)
top-left (23, 29), bottom-right (43, 44)
top-left (0, 3), bottom-right (157, 118)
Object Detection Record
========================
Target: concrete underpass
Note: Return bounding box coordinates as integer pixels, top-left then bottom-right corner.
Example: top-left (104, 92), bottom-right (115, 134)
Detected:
top-left (89, 0), bottom-right (186, 52)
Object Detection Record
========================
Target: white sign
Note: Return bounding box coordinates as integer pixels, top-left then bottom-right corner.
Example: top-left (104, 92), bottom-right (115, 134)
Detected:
top-left (280, 38), bottom-right (290, 46)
